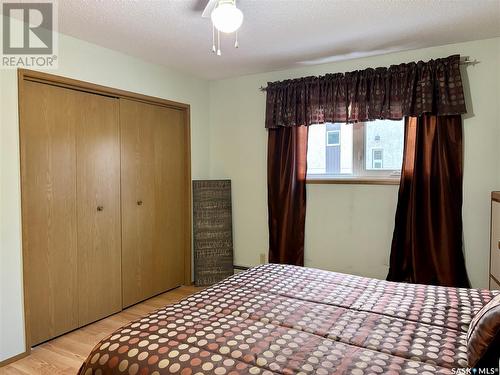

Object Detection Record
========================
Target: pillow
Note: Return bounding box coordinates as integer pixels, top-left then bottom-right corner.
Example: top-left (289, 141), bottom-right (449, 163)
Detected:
top-left (467, 293), bottom-right (500, 369)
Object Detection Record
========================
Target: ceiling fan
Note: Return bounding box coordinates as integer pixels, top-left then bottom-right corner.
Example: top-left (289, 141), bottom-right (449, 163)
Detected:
top-left (200, 0), bottom-right (244, 55)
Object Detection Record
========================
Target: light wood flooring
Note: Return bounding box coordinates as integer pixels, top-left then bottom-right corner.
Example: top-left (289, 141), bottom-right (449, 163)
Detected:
top-left (0, 286), bottom-right (200, 375)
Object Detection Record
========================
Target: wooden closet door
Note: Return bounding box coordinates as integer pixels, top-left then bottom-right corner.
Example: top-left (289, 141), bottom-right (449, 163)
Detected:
top-left (76, 94), bottom-right (122, 326)
top-left (120, 99), bottom-right (186, 307)
top-left (20, 81), bottom-right (79, 345)
top-left (153, 107), bottom-right (187, 291)
top-left (121, 99), bottom-right (155, 307)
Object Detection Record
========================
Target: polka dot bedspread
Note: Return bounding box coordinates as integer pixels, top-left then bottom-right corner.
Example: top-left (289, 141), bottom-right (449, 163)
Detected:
top-left (78, 263), bottom-right (498, 375)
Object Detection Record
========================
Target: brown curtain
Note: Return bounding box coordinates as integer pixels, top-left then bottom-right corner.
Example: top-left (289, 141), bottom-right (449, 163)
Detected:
top-left (267, 126), bottom-right (308, 265)
top-left (387, 114), bottom-right (470, 287)
top-left (265, 54), bottom-right (466, 128)
top-left (265, 54), bottom-right (468, 274)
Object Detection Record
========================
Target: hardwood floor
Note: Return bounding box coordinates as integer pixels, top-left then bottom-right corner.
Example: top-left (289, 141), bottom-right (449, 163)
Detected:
top-left (0, 286), bottom-right (200, 375)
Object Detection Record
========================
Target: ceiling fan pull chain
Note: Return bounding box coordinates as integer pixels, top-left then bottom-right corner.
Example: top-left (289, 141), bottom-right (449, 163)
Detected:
top-left (217, 29), bottom-right (221, 56)
top-left (206, 0), bottom-right (242, 54)
top-left (212, 23), bottom-right (216, 53)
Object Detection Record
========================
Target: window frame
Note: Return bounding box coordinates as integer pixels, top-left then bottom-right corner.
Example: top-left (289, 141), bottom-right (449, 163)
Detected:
top-left (306, 122), bottom-right (402, 185)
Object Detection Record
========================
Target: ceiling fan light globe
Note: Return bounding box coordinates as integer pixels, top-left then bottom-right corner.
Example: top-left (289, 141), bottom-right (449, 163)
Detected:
top-left (211, 3), bottom-right (243, 33)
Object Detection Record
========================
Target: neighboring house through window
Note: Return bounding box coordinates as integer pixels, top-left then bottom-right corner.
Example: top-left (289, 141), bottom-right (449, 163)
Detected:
top-left (306, 119), bottom-right (404, 182)
top-left (325, 125), bottom-right (341, 174)
top-left (372, 149), bottom-right (383, 169)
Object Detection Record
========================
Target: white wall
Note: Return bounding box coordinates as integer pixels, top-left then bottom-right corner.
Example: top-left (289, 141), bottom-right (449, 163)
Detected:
top-left (0, 18), bottom-right (210, 361)
top-left (209, 37), bottom-right (500, 287)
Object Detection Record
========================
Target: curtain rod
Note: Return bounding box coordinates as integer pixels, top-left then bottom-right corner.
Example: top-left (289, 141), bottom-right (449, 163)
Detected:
top-left (259, 56), bottom-right (479, 92)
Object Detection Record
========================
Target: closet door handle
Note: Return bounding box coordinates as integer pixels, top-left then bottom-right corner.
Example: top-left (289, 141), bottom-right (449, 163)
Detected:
top-left (137, 200), bottom-right (143, 206)
top-left (97, 205), bottom-right (104, 211)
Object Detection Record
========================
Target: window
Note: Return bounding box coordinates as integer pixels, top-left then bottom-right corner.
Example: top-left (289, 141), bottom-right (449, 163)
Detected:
top-left (306, 119), bottom-right (404, 183)
top-left (326, 130), bottom-right (340, 146)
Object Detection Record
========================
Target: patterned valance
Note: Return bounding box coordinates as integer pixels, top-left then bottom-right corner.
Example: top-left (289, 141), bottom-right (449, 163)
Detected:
top-left (265, 54), bottom-right (466, 128)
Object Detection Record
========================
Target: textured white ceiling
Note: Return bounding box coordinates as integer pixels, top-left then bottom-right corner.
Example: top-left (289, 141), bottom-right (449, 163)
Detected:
top-left (56, 0), bottom-right (500, 80)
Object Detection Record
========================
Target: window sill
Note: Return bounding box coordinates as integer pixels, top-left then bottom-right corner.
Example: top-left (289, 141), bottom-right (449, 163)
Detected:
top-left (306, 177), bottom-right (400, 185)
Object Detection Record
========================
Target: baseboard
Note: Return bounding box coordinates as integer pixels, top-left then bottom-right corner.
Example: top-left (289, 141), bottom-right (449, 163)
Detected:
top-left (233, 265), bottom-right (250, 271)
top-left (0, 349), bottom-right (30, 367)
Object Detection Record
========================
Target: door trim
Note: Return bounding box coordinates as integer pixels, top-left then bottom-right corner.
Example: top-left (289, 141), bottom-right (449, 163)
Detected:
top-left (18, 69), bottom-right (190, 110)
top-left (17, 69), bottom-right (192, 354)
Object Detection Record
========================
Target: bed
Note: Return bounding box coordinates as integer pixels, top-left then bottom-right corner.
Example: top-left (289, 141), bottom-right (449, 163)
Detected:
top-left (78, 264), bottom-right (498, 374)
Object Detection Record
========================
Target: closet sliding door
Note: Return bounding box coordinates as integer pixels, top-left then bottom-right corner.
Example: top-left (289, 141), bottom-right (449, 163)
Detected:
top-left (120, 99), bottom-right (187, 307)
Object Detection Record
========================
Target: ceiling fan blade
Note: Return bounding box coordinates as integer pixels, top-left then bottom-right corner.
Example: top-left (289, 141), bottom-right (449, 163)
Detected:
top-left (201, 0), bottom-right (218, 18)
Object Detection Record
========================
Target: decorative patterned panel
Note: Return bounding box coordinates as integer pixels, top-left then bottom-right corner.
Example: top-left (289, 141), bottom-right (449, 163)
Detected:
top-left (192, 180), bottom-right (234, 286)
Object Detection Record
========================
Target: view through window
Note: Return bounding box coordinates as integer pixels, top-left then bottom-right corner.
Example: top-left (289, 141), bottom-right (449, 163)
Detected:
top-left (307, 119), bottom-right (404, 180)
